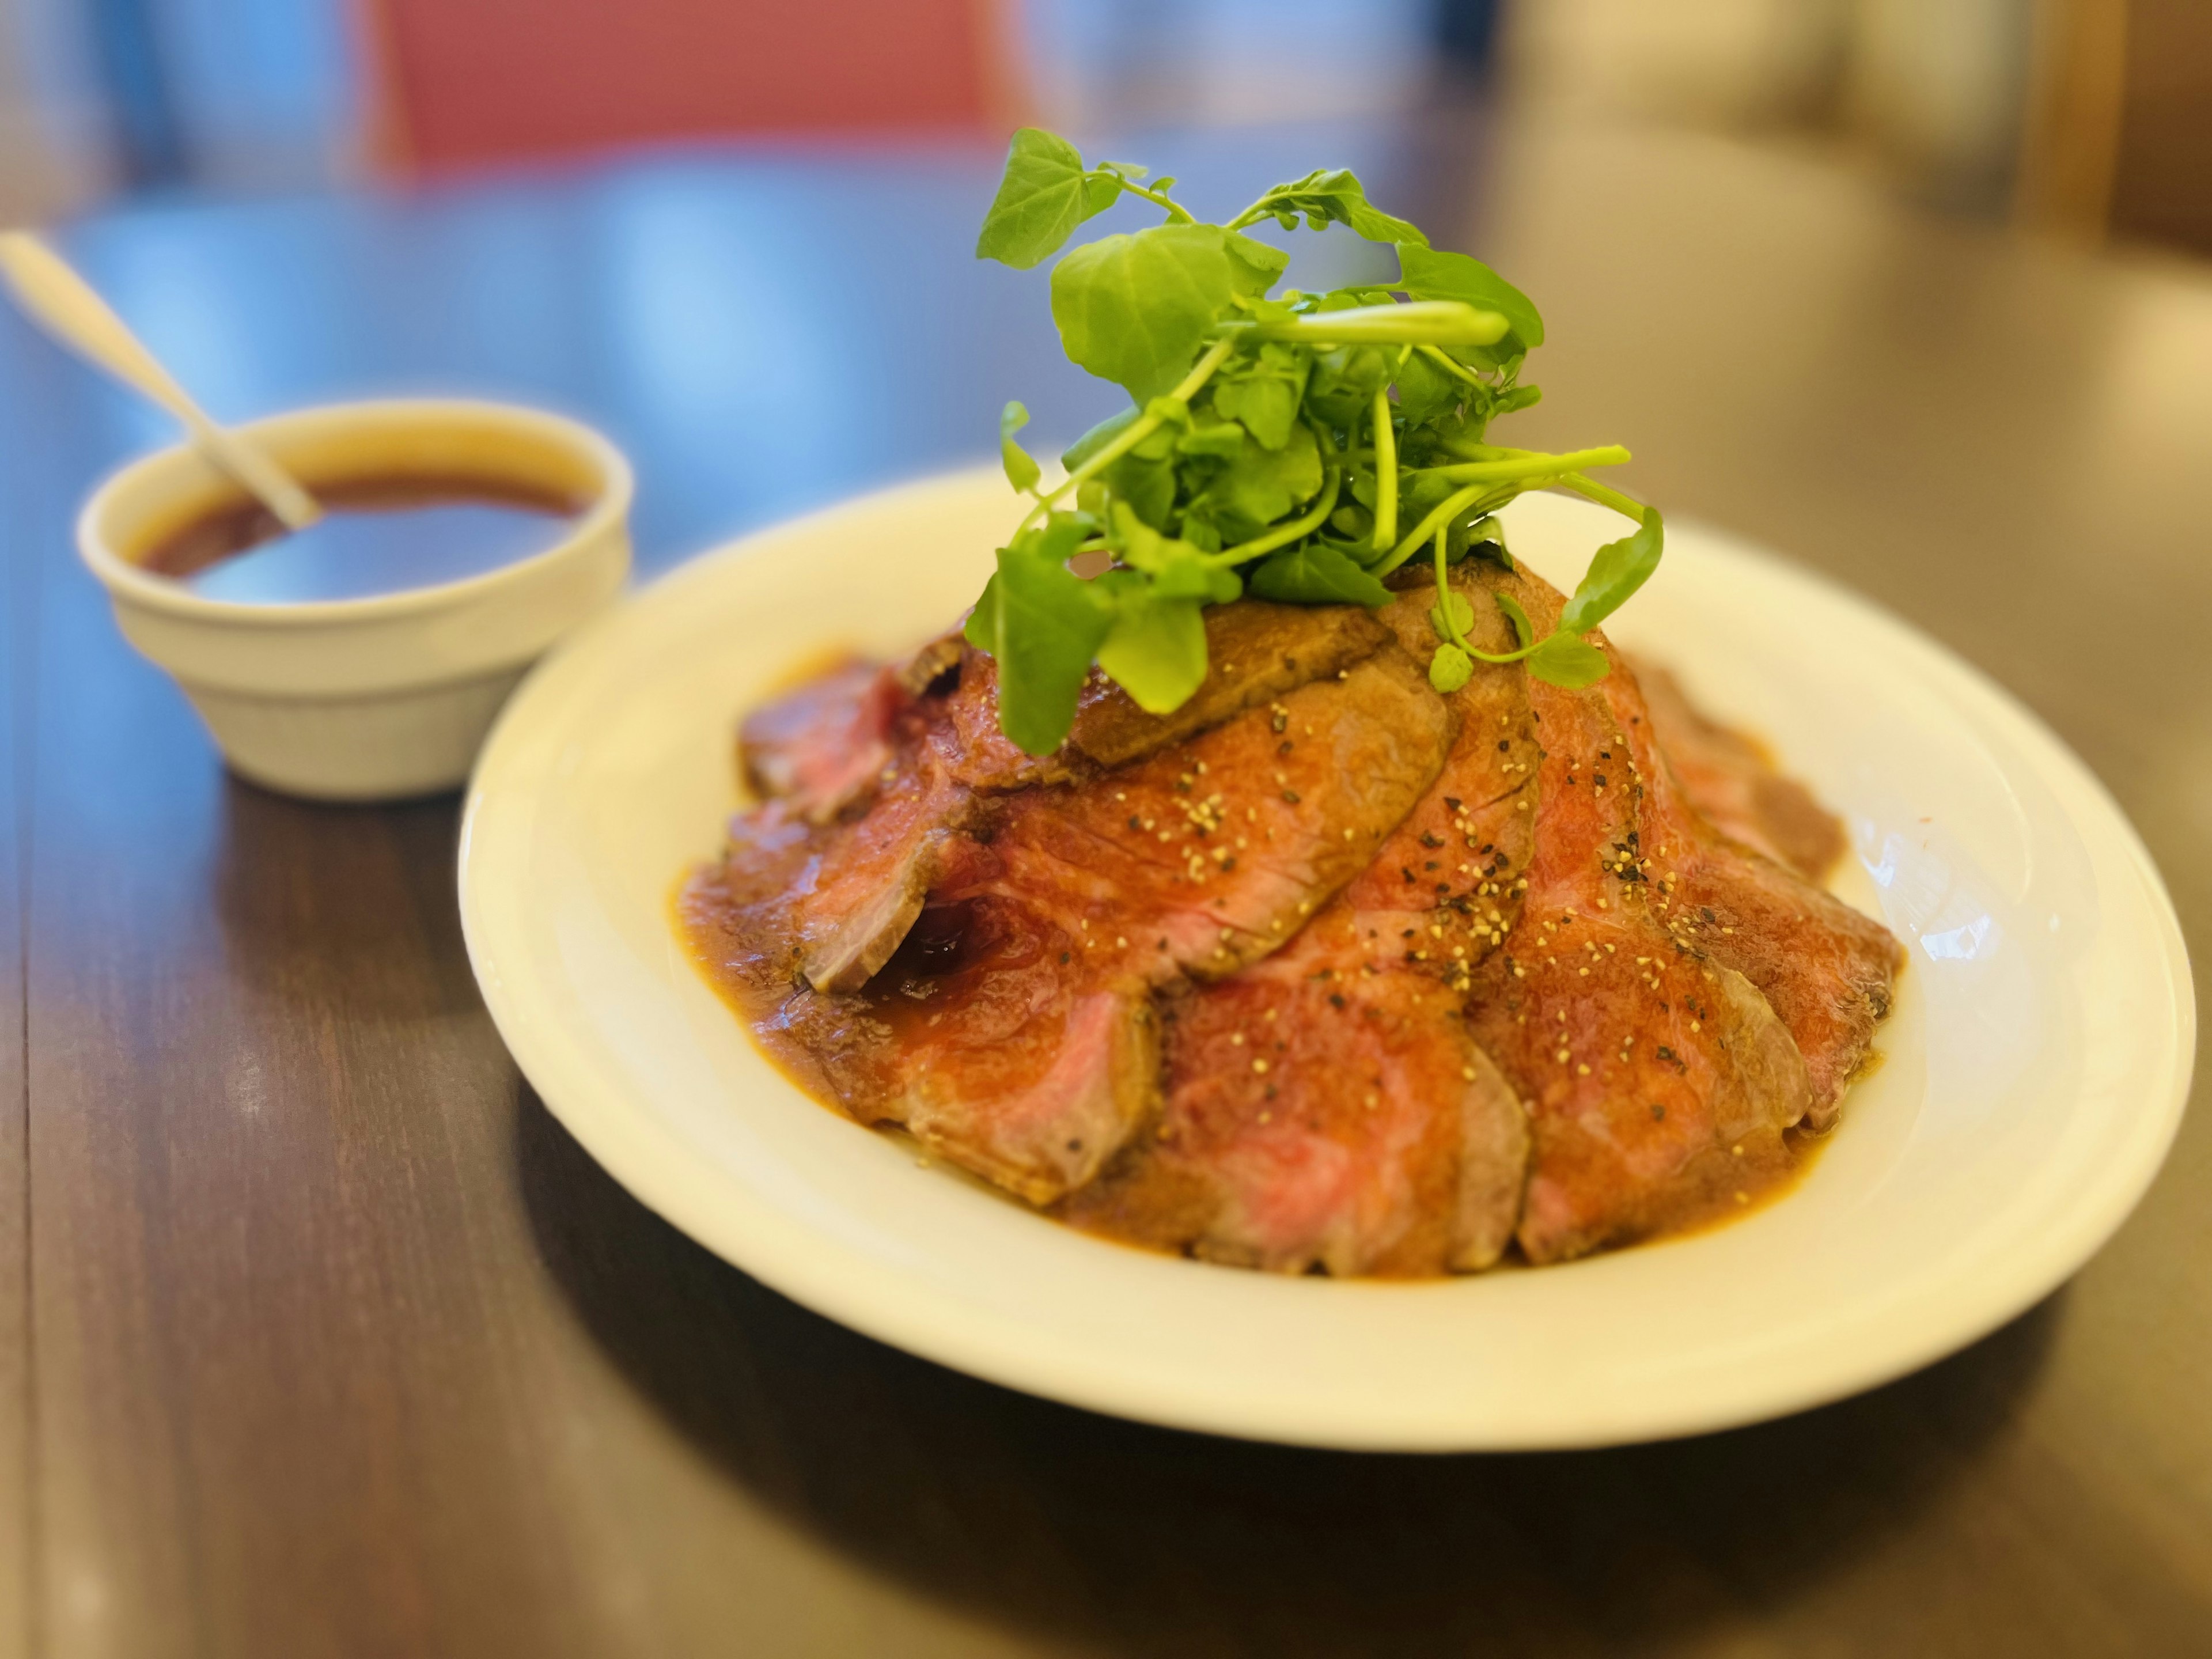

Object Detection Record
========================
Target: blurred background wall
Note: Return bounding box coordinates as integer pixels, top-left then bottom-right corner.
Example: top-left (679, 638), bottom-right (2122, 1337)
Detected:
top-left (0, 0), bottom-right (2205, 256)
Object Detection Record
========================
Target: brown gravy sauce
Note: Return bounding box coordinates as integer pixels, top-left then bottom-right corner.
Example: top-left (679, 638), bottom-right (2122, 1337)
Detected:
top-left (1639, 1123), bottom-right (1831, 1247)
top-left (141, 472), bottom-right (585, 604)
top-left (674, 868), bottom-right (1832, 1273)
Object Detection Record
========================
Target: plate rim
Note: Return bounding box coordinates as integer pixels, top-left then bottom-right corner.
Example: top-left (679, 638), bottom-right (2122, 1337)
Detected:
top-left (458, 468), bottom-right (2196, 1450)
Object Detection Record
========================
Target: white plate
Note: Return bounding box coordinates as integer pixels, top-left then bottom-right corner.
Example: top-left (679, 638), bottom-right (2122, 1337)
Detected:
top-left (459, 471), bottom-right (2194, 1450)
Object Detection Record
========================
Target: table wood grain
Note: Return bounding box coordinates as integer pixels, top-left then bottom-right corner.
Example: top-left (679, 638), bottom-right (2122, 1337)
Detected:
top-left (2, 108), bottom-right (2207, 1658)
top-left (3, 350), bottom-right (31, 1659)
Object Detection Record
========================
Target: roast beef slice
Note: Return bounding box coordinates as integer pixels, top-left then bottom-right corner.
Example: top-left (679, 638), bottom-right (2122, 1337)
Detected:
top-left (1633, 657), bottom-right (1847, 881)
top-left (753, 649), bottom-right (1454, 1205)
top-left (1063, 578), bottom-right (1540, 1275)
top-left (1064, 959), bottom-right (1524, 1275)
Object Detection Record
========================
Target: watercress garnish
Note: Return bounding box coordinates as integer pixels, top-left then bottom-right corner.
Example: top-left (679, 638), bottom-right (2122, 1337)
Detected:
top-left (972, 128), bottom-right (1663, 755)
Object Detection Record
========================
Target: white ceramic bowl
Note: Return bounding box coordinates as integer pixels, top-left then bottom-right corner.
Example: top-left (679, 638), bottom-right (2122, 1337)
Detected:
top-left (78, 397), bottom-right (634, 801)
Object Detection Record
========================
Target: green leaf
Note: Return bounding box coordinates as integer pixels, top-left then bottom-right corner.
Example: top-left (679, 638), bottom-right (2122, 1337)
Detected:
top-left (1395, 244), bottom-right (1544, 366)
top-left (1442, 510), bottom-right (1508, 565)
top-left (976, 128), bottom-right (1120, 270)
top-left (1100, 448), bottom-right (1177, 529)
top-left (1097, 588), bottom-right (1208, 714)
top-left (1188, 422), bottom-right (1323, 541)
top-left (1213, 377), bottom-right (1300, 452)
top-left (1429, 588), bottom-right (1475, 642)
top-left (1251, 169), bottom-right (1428, 246)
top-left (1525, 632), bottom-right (1611, 690)
top-left (1429, 643), bottom-right (1473, 694)
top-left (990, 518), bottom-right (1115, 755)
top-left (965, 573), bottom-right (999, 649)
top-left (1109, 502), bottom-right (1241, 603)
top-left (1398, 466), bottom-right (1468, 522)
top-left (1210, 343), bottom-right (1308, 450)
top-left (1222, 230), bottom-right (1290, 298)
top-left (999, 401), bottom-right (1040, 494)
top-left (1051, 224), bottom-right (1240, 402)
top-left (1175, 413), bottom-right (1245, 461)
top-left (1062, 404), bottom-right (1139, 472)
top-left (1494, 589), bottom-right (1534, 649)
top-left (1304, 344), bottom-right (1396, 426)
top-left (1248, 542), bottom-right (1391, 607)
top-left (1392, 347), bottom-right (1460, 428)
top-left (1558, 508), bottom-right (1663, 635)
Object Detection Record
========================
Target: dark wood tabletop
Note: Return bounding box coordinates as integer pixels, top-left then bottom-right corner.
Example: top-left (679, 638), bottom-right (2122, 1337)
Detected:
top-left (3, 107), bottom-right (2207, 1658)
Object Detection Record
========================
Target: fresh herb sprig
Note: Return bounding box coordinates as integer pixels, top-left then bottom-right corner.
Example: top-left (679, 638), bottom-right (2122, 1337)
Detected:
top-left (968, 128), bottom-right (1662, 755)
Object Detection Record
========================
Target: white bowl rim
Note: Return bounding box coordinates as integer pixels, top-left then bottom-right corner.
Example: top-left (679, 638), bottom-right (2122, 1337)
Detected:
top-left (76, 396), bottom-right (635, 628)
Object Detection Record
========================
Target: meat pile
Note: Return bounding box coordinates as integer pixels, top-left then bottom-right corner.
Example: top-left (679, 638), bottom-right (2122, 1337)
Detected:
top-left (681, 561), bottom-right (1903, 1275)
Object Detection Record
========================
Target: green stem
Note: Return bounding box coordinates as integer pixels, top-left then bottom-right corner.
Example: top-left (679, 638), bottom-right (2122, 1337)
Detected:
top-left (1429, 436), bottom-right (1525, 463)
top-left (1432, 527), bottom-right (1470, 650)
top-left (1461, 589), bottom-right (1552, 666)
top-left (1370, 482), bottom-right (1489, 578)
top-left (1416, 343), bottom-right (1488, 388)
top-left (1452, 586), bottom-right (1550, 666)
top-left (1217, 300), bottom-right (1506, 348)
top-left (1369, 391), bottom-right (1397, 555)
top-left (1557, 470), bottom-right (1648, 522)
top-left (1209, 465), bottom-right (1342, 566)
top-left (1468, 637), bottom-right (1543, 665)
top-left (1224, 189), bottom-right (1282, 230)
top-left (1018, 339), bottom-right (1237, 533)
top-left (1111, 175), bottom-right (1195, 224)
top-left (1411, 445), bottom-right (1631, 485)
top-left (1408, 495), bottom-right (1556, 668)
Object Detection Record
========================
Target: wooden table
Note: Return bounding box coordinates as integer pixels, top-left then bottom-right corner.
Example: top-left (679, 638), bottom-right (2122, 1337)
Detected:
top-left (3, 109), bottom-right (2207, 1657)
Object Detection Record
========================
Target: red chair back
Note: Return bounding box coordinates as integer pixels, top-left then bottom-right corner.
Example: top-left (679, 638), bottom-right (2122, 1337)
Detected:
top-left (359, 0), bottom-right (1019, 174)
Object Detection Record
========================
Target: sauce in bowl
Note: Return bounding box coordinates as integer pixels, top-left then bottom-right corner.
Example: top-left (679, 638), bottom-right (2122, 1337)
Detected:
top-left (143, 473), bottom-right (585, 604)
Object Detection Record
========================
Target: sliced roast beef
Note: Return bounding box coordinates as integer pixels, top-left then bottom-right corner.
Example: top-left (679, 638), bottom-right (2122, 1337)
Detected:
top-left (738, 633), bottom-right (969, 823)
top-left (895, 631), bottom-right (965, 696)
top-left (690, 555), bottom-right (1900, 1274)
top-left (1453, 561), bottom-right (1904, 1260)
top-left (702, 648), bottom-right (1453, 1203)
top-left (843, 899), bottom-right (1165, 1202)
top-left (945, 650), bottom-right (1451, 978)
top-left (688, 815), bottom-right (1160, 1202)
top-left (747, 603), bottom-right (1404, 991)
top-left (793, 754), bottom-right (977, 993)
top-left (1065, 599), bottom-right (1391, 768)
top-left (1590, 661), bottom-right (1902, 1129)
top-left (1456, 575), bottom-right (1819, 1261)
top-left (1634, 658), bottom-right (1847, 880)
top-left (863, 651), bottom-right (1448, 1194)
top-left (1066, 575), bottom-right (1538, 1274)
top-left (1473, 930), bottom-right (1813, 1261)
top-left (933, 600), bottom-right (1392, 790)
top-left (681, 802), bottom-right (880, 1108)
top-left (929, 650), bottom-right (1080, 793)
top-left (738, 656), bottom-right (904, 824)
top-left (1065, 948), bottom-right (1519, 1274)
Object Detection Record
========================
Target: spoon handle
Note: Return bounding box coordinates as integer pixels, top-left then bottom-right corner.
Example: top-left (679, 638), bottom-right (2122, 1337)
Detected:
top-left (0, 232), bottom-right (322, 531)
